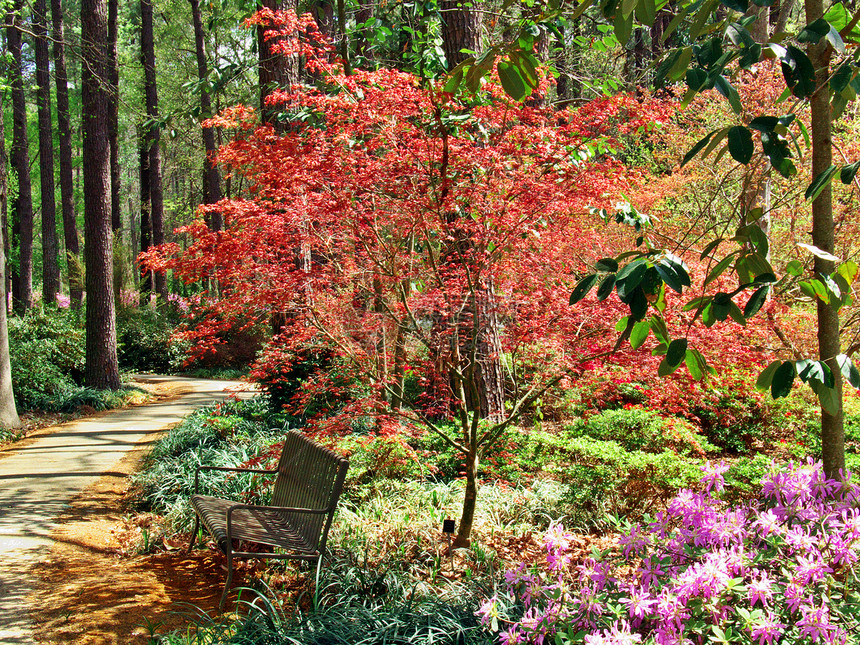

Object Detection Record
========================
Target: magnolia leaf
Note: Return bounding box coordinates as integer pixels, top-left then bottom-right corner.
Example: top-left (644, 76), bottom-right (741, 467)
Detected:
top-left (497, 60), bottom-right (527, 101)
top-left (667, 338), bottom-right (688, 367)
top-left (650, 315), bottom-right (670, 344)
top-left (771, 360), bottom-right (797, 398)
top-left (595, 258), bottom-right (619, 272)
top-left (682, 129), bottom-right (719, 167)
top-left (744, 285), bottom-right (769, 318)
top-left (628, 288), bottom-right (649, 320)
top-left (805, 164), bottom-right (838, 201)
top-left (596, 275), bottom-right (616, 301)
top-left (756, 360), bottom-right (782, 391)
top-left (786, 259), bottom-right (804, 276)
top-left (837, 354), bottom-right (860, 389)
top-left (714, 75), bottom-right (743, 115)
top-left (616, 260), bottom-right (648, 297)
top-left (700, 238), bottom-right (724, 260)
top-left (570, 274), bottom-right (599, 305)
top-left (658, 356), bottom-right (681, 376)
top-left (727, 126), bottom-right (754, 164)
top-left (840, 160), bottom-right (860, 184)
top-left (797, 242), bottom-right (841, 263)
top-left (615, 316), bottom-right (630, 333)
top-left (704, 254), bottom-right (735, 289)
top-left (810, 379), bottom-right (840, 415)
top-left (838, 260), bottom-right (859, 285)
top-left (685, 349), bottom-right (703, 380)
top-left (630, 320), bottom-right (651, 349)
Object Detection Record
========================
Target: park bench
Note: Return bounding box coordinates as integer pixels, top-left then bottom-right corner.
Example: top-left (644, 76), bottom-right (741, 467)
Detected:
top-left (188, 429), bottom-right (349, 611)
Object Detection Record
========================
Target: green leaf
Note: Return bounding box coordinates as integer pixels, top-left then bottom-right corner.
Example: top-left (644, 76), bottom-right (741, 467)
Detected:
top-left (616, 260), bottom-right (648, 297)
top-left (630, 320), bottom-right (651, 349)
top-left (667, 338), bottom-right (688, 367)
top-left (685, 349), bottom-right (703, 380)
top-left (595, 258), bottom-right (619, 272)
top-left (650, 315), bottom-right (670, 343)
top-left (628, 288), bottom-right (648, 320)
top-left (704, 254), bottom-right (735, 288)
top-left (615, 316), bottom-right (630, 333)
top-left (596, 275), bottom-right (617, 301)
top-left (824, 2), bottom-right (849, 31)
top-left (621, 0), bottom-right (638, 18)
top-left (831, 61), bottom-right (854, 93)
top-left (811, 380), bottom-right (841, 415)
top-left (570, 0), bottom-right (597, 20)
top-left (727, 126), bottom-right (754, 165)
top-left (570, 274), bottom-right (599, 304)
top-left (756, 360), bottom-right (781, 391)
top-left (658, 356), bottom-right (681, 376)
top-left (682, 130), bottom-right (718, 167)
top-left (786, 259), bottom-right (804, 276)
top-left (497, 59), bottom-right (527, 100)
top-left (714, 75), bottom-right (743, 114)
top-left (443, 69), bottom-right (463, 94)
top-left (700, 238), bottom-right (724, 260)
top-left (614, 10), bottom-right (633, 44)
top-left (728, 300), bottom-right (747, 325)
top-left (635, 0), bottom-right (657, 25)
top-left (797, 18), bottom-right (831, 44)
top-left (771, 360), bottom-right (797, 398)
top-left (781, 45), bottom-right (817, 98)
top-left (838, 260), bottom-right (859, 285)
top-left (744, 285), bottom-right (769, 318)
top-left (837, 354), bottom-right (860, 389)
top-left (805, 164), bottom-right (838, 201)
top-left (840, 160), bottom-right (860, 184)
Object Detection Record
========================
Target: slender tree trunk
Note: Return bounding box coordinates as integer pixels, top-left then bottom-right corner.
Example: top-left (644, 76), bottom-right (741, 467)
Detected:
top-left (7, 2), bottom-right (33, 314)
top-left (804, 0), bottom-right (844, 478)
top-left (0, 83), bottom-right (19, 426)
top-left (35, 0), bottom-right (60, 306)
top-left (108, 0), bottom-right (121, 233)
top-left (355, 0), bottom-right (374, 59)
top-left (190, 0), bottom-right (223, 225)
top-left (139, 129), bottom-right (152, 300)
top-left (0, 88), bottom-right (9, 313)
top-left (52, 0), bottom-right (82, 308)
top-left (141, 0), bottom-right (166, 299)
top-left (82, 0), bottom-right (121, 389)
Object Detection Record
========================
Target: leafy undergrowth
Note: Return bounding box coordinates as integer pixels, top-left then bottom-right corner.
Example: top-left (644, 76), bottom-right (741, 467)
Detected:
top-left (127, 384), bottom-right (855, 644)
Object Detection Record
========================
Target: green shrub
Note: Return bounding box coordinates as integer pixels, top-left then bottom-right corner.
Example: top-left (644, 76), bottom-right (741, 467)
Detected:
top-left (8, 308), bottom-right (86, 409)
top-left (116, 305), bottom-right (185, 373)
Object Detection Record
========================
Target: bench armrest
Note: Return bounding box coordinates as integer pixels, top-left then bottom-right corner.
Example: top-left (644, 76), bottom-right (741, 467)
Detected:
top-left (225, 503), bottom-right (331, 540)
top-left (194, 465), bottom-right (278, 494)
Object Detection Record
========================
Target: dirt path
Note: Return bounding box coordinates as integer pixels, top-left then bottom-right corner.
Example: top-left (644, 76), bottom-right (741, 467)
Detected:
top-left (0, 377), bottom-right (253, 645)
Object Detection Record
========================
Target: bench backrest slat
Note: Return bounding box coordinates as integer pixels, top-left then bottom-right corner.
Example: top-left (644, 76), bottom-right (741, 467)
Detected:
top-left (271, 431), bottom-right (349, 551)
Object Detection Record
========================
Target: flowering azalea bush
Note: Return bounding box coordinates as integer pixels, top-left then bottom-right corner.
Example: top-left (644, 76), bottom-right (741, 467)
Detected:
top-left (480, 460), bottom-right (860, 644)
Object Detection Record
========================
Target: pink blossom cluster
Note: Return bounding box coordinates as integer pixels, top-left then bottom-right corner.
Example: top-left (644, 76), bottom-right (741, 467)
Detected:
top-left (480, 460), bottom-right (860, 645)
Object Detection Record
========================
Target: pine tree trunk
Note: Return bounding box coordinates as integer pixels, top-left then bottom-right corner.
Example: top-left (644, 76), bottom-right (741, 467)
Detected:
top-left (108, 0), bottom-right (121, 233)
top-left (7, 1), bottom-right (33, 314)
top-left (190, 0), bottom-right (222, 223)
top-left (139, 129), bottom-right (153, 300)
top-left (804, 0), bottom-right (844, 479)
top-left (82, 0), bottom-right (121, 390)
top-left (0, 82), bottom-right (19, 426)
top-left (51, 0), bottom-right (82, 308)
top-left (439, 0), bottom-right (481, 69)
top-left (35, 0), bottom-right (60, 306)
top-left (258, 0), bottom-right (299, 127)
top-left (141, 0), bottom-right (166, 299)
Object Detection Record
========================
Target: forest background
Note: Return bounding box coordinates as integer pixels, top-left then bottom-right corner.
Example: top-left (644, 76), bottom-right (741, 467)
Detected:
top-left (5, 0), bottom-right (860, 641)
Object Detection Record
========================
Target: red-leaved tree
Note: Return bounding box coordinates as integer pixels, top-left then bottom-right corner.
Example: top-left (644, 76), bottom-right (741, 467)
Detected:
top-left (147, 10), bottom-right (671, 546)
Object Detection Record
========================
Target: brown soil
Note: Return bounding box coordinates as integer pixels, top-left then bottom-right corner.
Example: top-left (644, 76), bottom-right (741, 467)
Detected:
top-left (22, 380), bottom-right (235, 644)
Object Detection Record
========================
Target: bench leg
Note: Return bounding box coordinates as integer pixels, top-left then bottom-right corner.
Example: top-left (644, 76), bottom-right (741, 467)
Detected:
top-left (219, 551), bottom-right (234, 613)
top-left (188, 515), bottom-right (200, 553)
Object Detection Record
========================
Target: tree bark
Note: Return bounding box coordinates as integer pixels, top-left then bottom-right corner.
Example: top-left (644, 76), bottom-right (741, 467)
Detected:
top-left (108, 0), bottom-right (121, 233)
top-left (0, 85), bottom-right (20, 428)
top-left (7, 1), bottom-right (33, 314)
top-left (190, 0), bottom-right (222, 224)
top-left (804, 0), bottom-right (844, 479)
top-left (35, 0), bottom-right (60, 306)
top-left (51, 0), bottom-right (82, 308)
top-left (258, 0), bottom-right (299, 127)
top-left (139, 128), bottom-right (153, 299)
top-left (439, 0), bottom-right (481, 69)
top-left (141, 0), bottom-right (166, 299)
top-left (82, 0), bottom-right (121, 390)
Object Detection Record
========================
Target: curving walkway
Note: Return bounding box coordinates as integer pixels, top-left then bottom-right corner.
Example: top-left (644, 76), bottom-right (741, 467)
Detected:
top-left (0, 376), bottom-right (252, 644)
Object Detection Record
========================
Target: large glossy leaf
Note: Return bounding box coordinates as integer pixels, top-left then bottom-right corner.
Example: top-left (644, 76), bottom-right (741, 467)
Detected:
top-left (596, 275), bottom-right (616, 301)
top-left (744, 285), bottom-right (769, 318)
top-left (781, 45), bottom-right (817, 98)
top-left (837, 354), bottom-right (860, 389)
top-left (497, 60), bottom-right (527, 101)
top-left (840, 160), bottom-right (860, 184)
top-left (714, 75), bottom-right (743, 114)
top-left (630, 319), bottom-right (651, 349)
top-left (616, 260), bottom-right (648, 296)
top-left (667, 338), bottom-right (688, 367)
top-left (570, 274), bottom-right (599, 305)
top-left (595, 258), bottom-right (619, 272)
top-left (771, 360), bottom-right (797, 398)
top-left (727, 126), bottom-right (754, 164)
top-left (756, 360), bottom-right (782, 391)
top-left (805, 165), bottom-right (838, 201)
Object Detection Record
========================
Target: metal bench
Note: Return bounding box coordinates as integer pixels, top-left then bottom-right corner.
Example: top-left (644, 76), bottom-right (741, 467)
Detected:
top-left (188, 429), bottom-right (349, 611)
